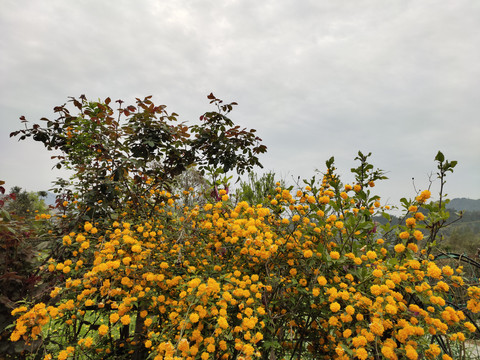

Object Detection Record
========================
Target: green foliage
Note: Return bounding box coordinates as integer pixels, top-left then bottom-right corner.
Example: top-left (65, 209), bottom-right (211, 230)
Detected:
top-left (3, 187), bottom-right (48, 218)
top-left (234, 172), bottom-right (285, 206)
top-left (0, 184), bottom-right (54, 358)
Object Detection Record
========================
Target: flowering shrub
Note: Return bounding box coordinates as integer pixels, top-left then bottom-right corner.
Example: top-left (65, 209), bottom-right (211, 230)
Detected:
top-left (8, 152), bottom-right (479, 359)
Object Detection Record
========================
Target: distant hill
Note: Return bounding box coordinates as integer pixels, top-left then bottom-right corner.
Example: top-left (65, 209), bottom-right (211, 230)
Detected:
top-left (446, 198), bottom-right (480, 212)
top-left (43, 191), bottom-right (57, 206)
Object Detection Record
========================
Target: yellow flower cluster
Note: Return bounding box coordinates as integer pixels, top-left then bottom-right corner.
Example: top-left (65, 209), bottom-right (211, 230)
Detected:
top-left (8, 175), bottom-right (478, 359)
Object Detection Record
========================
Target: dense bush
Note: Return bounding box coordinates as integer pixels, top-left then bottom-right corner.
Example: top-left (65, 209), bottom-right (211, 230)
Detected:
top-left (6, 95), bottom-right (480, 359)
top-left (0, 185), bottom-right (56, 357)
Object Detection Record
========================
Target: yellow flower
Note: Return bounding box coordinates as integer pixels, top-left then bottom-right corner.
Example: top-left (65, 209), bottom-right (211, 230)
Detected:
top-left (190, 313), bottom-right (200, 323)
top-left (62, 235), bottom-right (71, 245)
top-left (243, 344), bottom-right (255, 356)
top-left (415, 212), bottom-right (425, 221)
top-left (303, 249), bottom-right (313, 258)
top-left (10, 331), bottom-right (21, 342)
top-left (330, 302), bottom-right (341, 312)
top-left (50, 287), bottom-right (61, 298)
top-left (394, 244), bottom-right (405, 253)
top-left (344, 305), bottom-right (354, 315)
top-left (405, 344), bottom-right (418, 360)
top-left (356, 347), bottom-right (368, 360)
top-left (330, 251), bottom-right (340, 260)
top-left (407, 243), bottom-right (418, 252)
top-left (399, 231), bottom-right (409, 240)
top-left (98, 324), bottom-right (109, 336)
top-left (352, 335), bottom-right (367, 348)
top-left (416, 189), bottom-right (431, 203)
top-left (413, 230), bottom-right (423, 241)
top-left (178, 338), bottom-right (190, 352)
top-left (381, 346), bottom-right (396, 359)
top-left (372, 269), bottom-right (383, 278)
top-left (131, 244), bottom-right (142, 253)
top-left (385, 304), bottom-right (397, 315)
top-left (218, 316), bottom-right (229, 329)
top-left (84, 337), bottom-right (93, 347)
top-left (405, 218), bottom-right (416, 227)
top-left (465, 321), bottom-right (476, 332)
top-left (369, 320), bottom-right (384, 336)
top-left (427, 263), bottom-right (442, 279)
top-left (317, 276), bottom-right (327, 286)
top-left (110, 313), bottom-right (119, 323)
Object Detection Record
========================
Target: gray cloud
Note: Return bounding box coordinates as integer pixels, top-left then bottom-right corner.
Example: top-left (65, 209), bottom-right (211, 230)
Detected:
top-left (1, 0), bottom-right (479, 204)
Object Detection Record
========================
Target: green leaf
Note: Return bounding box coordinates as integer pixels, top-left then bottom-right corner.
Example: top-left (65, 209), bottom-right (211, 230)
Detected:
top-left (435, 151), bottom-right (445, 163)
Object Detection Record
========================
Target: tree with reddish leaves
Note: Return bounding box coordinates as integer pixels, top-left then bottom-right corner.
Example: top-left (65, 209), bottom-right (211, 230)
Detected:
top-left (11, 93), bottom-right (267, 225)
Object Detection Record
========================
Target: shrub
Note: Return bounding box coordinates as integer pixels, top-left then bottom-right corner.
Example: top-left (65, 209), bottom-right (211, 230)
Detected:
top-left (8, 150), bottom-right (479, 359)
top-left (0, 183), bottom-right (55, 358)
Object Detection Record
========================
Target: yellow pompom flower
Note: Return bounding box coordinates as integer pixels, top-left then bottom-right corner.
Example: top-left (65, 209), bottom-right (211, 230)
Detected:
top-left (110, 313), bottom-right (120, 323)
top-left (84, 337), bottom-right (93, 348)
top-left (330, 302), bottom-right (341, 312)
top-left (330, 251), bottom-right (340, 260)
top-left (190, 313), bottom-right (200, 323)
top-left (372, 269), bottom-right (383, 278)
top-left (413, 230), bottom-right (423, 241)
top-left (218, 316), bottom-right (229, 329)
top-left (394, 244), bottom-right (405, 253)
top-left (303, 249), bottom-right (313, 258)
top-left (416, 189), bottom-right (431, 203)
top-left (98, 324), bottom-right (109, 336)
top-left (405, 218), bottom-right (416, 227)
top-left (131, 244), bottom-right (142, 253)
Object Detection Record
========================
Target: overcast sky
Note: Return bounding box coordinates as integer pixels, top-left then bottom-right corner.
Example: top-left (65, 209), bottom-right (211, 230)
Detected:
top-left (1, 0), bottom-right (479, 207)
